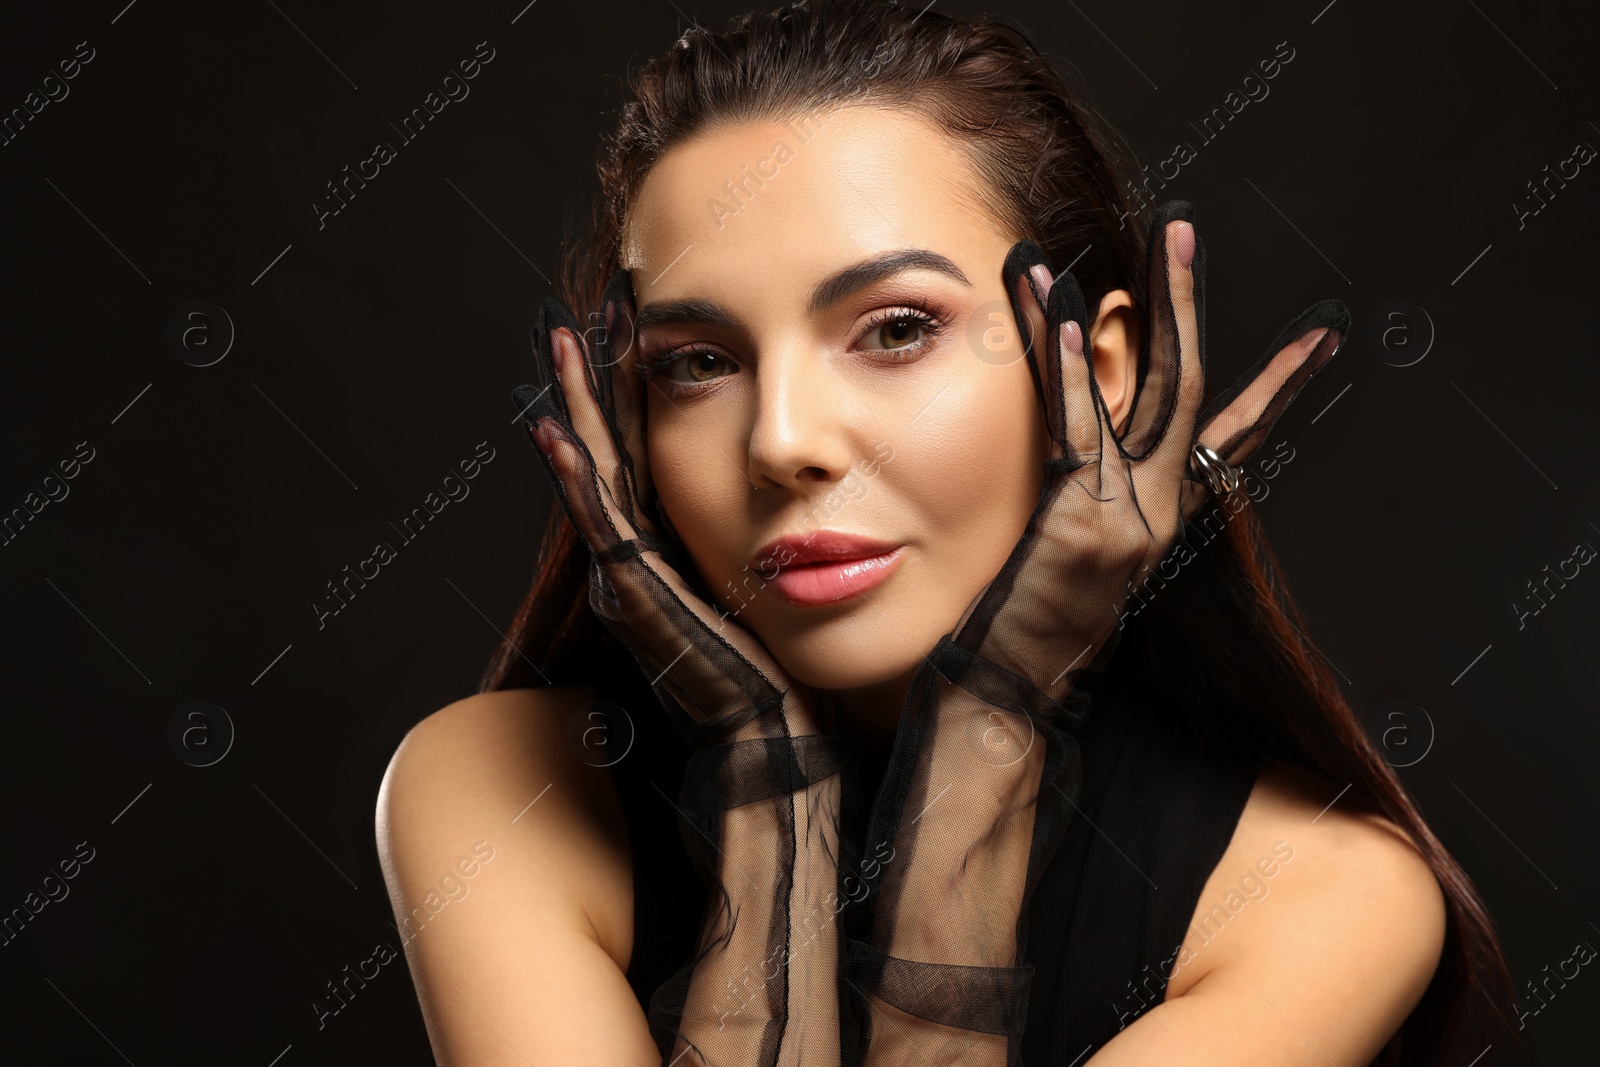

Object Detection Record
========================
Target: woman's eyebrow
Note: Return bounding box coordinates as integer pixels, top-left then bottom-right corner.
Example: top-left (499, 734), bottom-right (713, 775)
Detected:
top-left (807, 248), bottom-right (971, 314)
top-left (633, 248), bottom-right (971, 333)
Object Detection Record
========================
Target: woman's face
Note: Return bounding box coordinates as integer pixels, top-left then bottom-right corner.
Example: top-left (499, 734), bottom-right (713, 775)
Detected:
top-left (620, 105), bottom-right (1134, 728)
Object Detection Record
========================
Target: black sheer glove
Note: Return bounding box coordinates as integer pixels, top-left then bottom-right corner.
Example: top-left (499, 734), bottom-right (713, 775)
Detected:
top-left (511, 271), bottom-right (859, 1065)
top-left (840, 200), bottom-right (1350, 1065)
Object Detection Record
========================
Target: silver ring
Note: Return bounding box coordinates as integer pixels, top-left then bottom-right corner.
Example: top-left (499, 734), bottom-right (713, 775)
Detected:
top-left (1189, 443), bottom-right (1240, 497)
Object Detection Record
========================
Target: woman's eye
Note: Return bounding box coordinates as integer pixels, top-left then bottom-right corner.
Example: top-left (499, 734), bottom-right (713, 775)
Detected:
top-left (866, 316), bottom-right (925, 351)
top-left (681, 350), bottom-right (731, 383)
top-left (660, 349), bottom-right (733, 385)
top-left (859, 308), bottom-right (945, 359)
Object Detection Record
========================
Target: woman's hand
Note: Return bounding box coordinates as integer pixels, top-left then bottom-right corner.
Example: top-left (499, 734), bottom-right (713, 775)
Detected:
top-left (961, 199), bottom-right (1350, 708)
top-left (512, 268), bottom-right (831, 744)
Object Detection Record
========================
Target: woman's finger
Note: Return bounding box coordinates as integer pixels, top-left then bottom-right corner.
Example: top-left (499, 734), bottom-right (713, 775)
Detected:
top-left (522, 294), bottom-right (637, 549)
top-left (1136, 211), bottom-right (1211, 510)
top-left (1174, 301), bottom-right (1347, 529)
top-left (1118, 205), bottom-right (1186, 462)
top-left (582, 270), bottom-right (657, 535)
top-left (1000, 238), bottom-right (1051, 381)
top-left (552, 327), bottom-right (640, 539)
top-left (543, 272), bottom-right (655, 546)
top-left (1040, 266), bottom-right (1108, 479)
top-left (1001, 240), bottom-right (1110, 477)
top-left (1193, 299), bottom-right (1349, 471)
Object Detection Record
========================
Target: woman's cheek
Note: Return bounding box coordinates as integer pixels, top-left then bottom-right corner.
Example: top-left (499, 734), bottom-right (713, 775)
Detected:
top-left (912, 372), bottom-right (1043, 603)
top-left (648, 435), bottom-right (741, 595)
top-left (908, 374), bottom-right (1036, 538)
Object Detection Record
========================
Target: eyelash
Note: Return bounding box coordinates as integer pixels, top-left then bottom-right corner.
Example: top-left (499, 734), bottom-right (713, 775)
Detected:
top-left (634, 305), bottom-right (949, 396)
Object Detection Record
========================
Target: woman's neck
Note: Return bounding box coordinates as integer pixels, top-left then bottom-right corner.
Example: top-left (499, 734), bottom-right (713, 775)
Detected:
top-left (829, 666), bottom-right (916, 759)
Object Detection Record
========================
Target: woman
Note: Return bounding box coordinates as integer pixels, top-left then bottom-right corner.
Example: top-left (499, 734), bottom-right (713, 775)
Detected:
top-left (375, 1), bottom-right (1522, 1063)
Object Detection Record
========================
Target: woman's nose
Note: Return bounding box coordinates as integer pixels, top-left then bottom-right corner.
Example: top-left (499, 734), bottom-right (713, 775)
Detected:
top-left (745, 349), bottom-right (857, 490)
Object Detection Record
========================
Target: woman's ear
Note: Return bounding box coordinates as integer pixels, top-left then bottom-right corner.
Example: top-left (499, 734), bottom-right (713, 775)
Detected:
top-left (1089, 288), bottom-right (1140, 434)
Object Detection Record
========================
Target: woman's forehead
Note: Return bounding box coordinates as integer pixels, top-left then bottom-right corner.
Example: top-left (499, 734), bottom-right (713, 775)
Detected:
top-left (620, 106), bottom-right (1006, 295)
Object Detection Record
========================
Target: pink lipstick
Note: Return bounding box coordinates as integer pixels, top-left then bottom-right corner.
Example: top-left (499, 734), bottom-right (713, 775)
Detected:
top-left (751, 531), bottom-right (906, 606)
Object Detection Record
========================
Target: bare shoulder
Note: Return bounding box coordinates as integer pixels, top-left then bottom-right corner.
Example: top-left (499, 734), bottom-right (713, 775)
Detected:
top-left (1092, 757), bottom-right (1448, 1065)
top-left (1167, 758), bottom-right (1446, 999)
top-left (376, 685), bottom-right (654, 1065)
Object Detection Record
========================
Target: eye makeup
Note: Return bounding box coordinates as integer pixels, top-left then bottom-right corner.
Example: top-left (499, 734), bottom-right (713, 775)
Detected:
top-left (635, 302), bottom-right (953, 397)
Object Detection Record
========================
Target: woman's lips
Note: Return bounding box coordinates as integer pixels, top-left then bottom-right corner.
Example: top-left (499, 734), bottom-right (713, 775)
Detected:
top-left (764, 546), bottom-right (906, 606)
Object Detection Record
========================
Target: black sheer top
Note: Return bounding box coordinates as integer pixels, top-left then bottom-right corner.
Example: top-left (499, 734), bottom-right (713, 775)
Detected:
top-left (600, 663), bottom-right (1263, 1062)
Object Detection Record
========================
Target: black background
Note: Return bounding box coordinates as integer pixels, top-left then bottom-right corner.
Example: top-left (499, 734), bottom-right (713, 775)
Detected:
top-left (2, 0), bottom-right (1596, 1062)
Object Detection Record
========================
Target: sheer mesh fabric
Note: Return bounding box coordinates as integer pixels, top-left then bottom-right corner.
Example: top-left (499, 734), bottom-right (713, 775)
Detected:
top-left (647, 732), bottom-right (861, 1063)
top-left (512, 269), bottom-right (857, 1064)
top-left (510, 199), bottom-right (1348, 1065)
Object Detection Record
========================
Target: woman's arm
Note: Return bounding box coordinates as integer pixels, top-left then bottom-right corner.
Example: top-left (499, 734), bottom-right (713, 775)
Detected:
top-left (1085, 760), bottom-right (1446, 1065)
top-left (375, 686), bottom-right (660, 1065)
top-left (844, 644), bottom-right (1088, 1067)
top-left (649, 726), bottom-right (852, 1065)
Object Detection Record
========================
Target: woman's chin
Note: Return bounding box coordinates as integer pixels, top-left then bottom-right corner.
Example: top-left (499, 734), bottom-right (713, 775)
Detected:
top-left (737, 594), bottom-right (953, 696)
top-left (761, 630), bottom-right (924, 695)
top-left (782, 656), bottom-right (905, 693)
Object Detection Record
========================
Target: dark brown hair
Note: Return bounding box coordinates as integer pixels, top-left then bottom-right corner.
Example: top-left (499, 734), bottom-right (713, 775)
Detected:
top-left (482, 0), bottom-right (1522, 1059)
